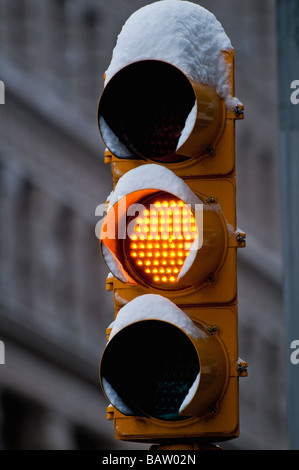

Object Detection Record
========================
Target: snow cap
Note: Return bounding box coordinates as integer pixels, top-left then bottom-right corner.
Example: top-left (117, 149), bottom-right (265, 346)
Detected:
top-left (108, 294), bottom-right (204, 341)
top-left (107, 163), bottom-right (201, 211)
top-left (104, 0), bottom-right (238, 108)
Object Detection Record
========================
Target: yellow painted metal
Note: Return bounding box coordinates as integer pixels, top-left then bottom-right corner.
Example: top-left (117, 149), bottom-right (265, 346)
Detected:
top-left (100, 51), bottom-right (239, 182)
top-left (173, 321), bottom-right (228, 419)
top-left (100, 313), bottom-right (229, 421)
top-left (100, 306), bottom-right (241, 443)
top-left (100, 175), bottom-right (239, 306)
top-left (97, 43), bottom-right (247, 444)
top-left (175, 80), bottom-right (226, 159)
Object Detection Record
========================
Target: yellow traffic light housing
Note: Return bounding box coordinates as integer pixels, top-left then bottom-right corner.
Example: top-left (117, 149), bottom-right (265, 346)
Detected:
top-left (98, 54), bottom-right (240, 179)
top-left (96, 1), bottom-right (247, 449)
top-left (100, 295), bottom-right (245, 442)
top-left (100, 295), bottom-right (228, 420)
top-left (100, 164), bottom-right (228, 297)
top-left (98, 60), bottom-right (226, 164)
top-left (99, 163), bottom-right (240, 309)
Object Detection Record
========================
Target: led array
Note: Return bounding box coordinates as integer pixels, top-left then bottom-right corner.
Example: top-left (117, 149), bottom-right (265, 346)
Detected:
top-left (127, 198), bottom-right (198, 286)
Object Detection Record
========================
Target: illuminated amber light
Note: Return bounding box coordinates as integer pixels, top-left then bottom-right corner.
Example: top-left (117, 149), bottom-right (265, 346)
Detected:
top-left (125, 196), bottom-right (198, 287)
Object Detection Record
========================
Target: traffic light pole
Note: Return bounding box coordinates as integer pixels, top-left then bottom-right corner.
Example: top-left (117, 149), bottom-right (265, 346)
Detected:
top-left (150, 441), bottom-right (221, 451)
top-left (276, 0), bottom-right (299, 450)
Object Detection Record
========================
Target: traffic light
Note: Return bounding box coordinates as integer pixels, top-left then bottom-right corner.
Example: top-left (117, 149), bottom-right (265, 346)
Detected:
top-left (97, 1), bottom-right (247, 448)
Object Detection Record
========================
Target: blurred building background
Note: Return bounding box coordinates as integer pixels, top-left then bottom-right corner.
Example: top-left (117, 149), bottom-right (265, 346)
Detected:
top-left (0, 0), bottom-right (288, 450)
